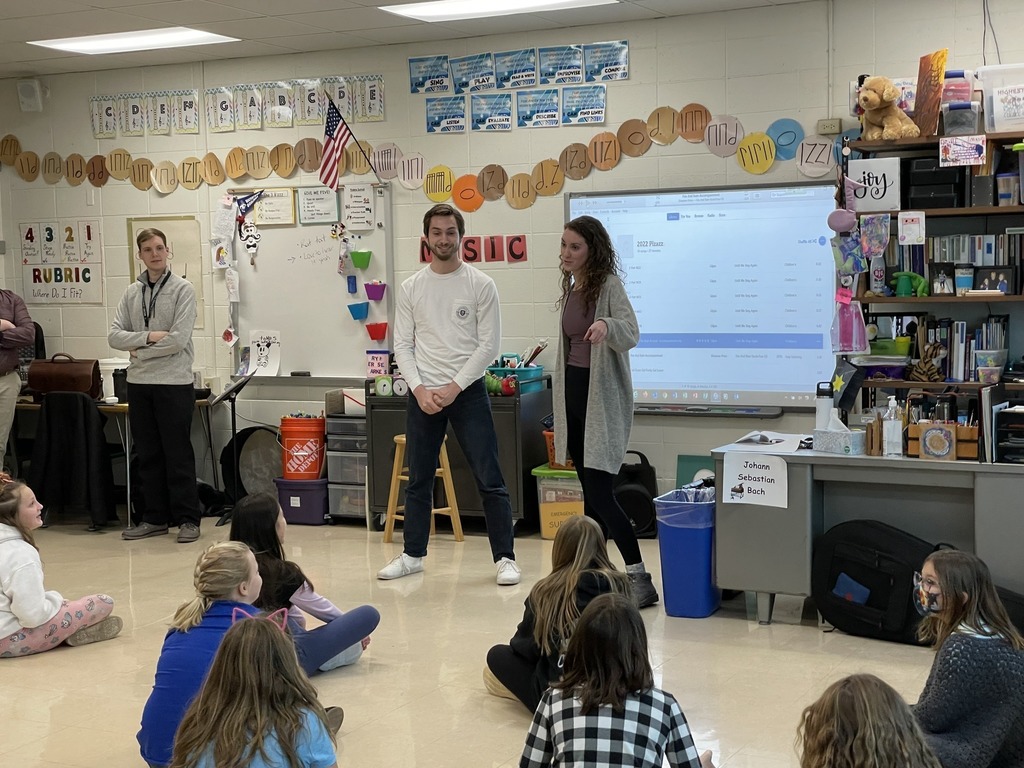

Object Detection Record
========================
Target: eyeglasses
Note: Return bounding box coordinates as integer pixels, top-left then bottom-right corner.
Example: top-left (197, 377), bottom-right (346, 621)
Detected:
top-left (914, 571), bottom-right (940, 592)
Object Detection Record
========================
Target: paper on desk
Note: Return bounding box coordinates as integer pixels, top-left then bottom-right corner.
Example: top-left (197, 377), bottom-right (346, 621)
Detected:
top-left (731, 430), bottom-right (809, 453)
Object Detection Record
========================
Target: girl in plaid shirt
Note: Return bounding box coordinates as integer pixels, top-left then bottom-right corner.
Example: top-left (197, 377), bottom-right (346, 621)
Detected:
top-left (520, 593), bottom-right (714, 768)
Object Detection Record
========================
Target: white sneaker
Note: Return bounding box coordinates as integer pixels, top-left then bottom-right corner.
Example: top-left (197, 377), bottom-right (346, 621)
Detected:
top-left (377, 553), bottom-right (424, 580)
top-left (496, 557), bottom-right (521, 586)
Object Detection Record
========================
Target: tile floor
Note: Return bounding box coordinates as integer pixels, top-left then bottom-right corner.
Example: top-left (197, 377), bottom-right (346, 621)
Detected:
top-left (3, 517), bottom-right (935, 767)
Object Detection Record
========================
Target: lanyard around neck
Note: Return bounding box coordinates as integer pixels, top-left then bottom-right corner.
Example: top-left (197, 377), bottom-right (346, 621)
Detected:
top-left (141, 271), bottom-right (171, 330)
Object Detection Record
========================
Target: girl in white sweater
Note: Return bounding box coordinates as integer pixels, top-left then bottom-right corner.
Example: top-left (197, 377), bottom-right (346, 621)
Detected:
top-left (0, 476), bottom-right (122, 657)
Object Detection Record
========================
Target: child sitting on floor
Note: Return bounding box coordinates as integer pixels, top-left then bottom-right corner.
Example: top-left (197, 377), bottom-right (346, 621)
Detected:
top-left (519, 593), bottom-right (714, 768)
top-left (170, 609), bottom-right (338, 768)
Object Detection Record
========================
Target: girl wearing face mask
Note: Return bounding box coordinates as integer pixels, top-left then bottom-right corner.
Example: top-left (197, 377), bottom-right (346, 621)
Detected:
top-left (913, 550), bottom-right (1024, 768)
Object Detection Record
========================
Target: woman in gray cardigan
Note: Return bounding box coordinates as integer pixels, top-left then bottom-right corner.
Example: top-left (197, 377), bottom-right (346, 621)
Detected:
top-left (552, 216), bottom-right (658, 608)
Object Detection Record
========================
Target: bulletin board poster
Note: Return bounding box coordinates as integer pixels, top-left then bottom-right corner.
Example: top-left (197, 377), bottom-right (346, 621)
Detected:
top-left (409, 55), bottom-right (451, 94)
top-left (126, 216), bottom-right (205, 329)
top-left (21, 219), bottom-right (104, 305)
top-left (538, 45), bottom-right (583, 85)
top-left (494, 48), bottom-right (538, 89)
top-left (583, 41), bottom-right (629, 82)
top-left (426, 96), bottom-right (467, 134)
top-left (517, 89), bottom-right (559, 128)
top-left (561, 85), bottom-right (606, 125)
top-left (471, 93), bottom-right (513, 131)
top-left (450, 53), bottom-right (496, 94)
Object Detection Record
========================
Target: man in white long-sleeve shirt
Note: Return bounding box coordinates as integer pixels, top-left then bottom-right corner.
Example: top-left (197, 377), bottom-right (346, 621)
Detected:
top-left (378, 204), bottom-right (520, 586)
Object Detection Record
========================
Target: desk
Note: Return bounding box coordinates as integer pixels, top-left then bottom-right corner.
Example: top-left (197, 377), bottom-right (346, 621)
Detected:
top-left (711, 445), bottom-right (1024, 623)
top-left (14, 399), bottom-right (217, 517)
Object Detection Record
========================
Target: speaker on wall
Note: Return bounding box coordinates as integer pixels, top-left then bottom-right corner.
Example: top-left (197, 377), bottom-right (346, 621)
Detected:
top-left (17, 79), bottom-right (43, 112)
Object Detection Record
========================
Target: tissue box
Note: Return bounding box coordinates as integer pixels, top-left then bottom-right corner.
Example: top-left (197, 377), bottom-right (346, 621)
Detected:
top-left (813, 429), bottom-right (867, 456)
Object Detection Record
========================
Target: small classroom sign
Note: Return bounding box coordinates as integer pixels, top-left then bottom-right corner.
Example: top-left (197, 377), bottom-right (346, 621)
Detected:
top-left (721, 453), bottom-right (788, 508)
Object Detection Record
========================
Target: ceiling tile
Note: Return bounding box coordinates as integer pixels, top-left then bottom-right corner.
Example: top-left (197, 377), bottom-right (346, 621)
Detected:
top-left (282, 8), bottom-right (419, 32)
top-left (115, 1), bottom-right (245, 24)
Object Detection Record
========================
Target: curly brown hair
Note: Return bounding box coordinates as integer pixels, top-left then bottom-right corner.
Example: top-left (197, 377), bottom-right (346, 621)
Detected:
top-left (558, 215), bottom-right (623, 311)
top-left (797, 674), bottom-right (942, 768)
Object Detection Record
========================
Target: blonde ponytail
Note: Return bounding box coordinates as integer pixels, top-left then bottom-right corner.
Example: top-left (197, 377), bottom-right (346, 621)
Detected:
top-left (170, 541), bottom-right (253, 632)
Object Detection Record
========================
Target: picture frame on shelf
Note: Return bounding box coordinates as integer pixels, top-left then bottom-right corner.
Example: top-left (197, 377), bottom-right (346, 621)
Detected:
top-left (954, 263), bottom-right (975, 296)
top-left (974, 267), bottom-right (1016, 294)
top-left (929, 261), bottom-right (956, 295)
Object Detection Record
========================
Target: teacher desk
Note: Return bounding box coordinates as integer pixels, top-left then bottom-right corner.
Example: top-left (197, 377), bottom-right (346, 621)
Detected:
top-left (13, 398), bottom-right (218, 519)
top-left (711, 444), bottom-right (1024, 624)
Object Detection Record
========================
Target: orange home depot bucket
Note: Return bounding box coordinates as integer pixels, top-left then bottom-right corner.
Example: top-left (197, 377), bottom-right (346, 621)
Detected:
top-left (280, 416), bottom-right (326, 480)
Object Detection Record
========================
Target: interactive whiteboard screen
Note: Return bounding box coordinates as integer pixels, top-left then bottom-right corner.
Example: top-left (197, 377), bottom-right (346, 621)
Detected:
top-left (567, 183), bottom-right (837, 411)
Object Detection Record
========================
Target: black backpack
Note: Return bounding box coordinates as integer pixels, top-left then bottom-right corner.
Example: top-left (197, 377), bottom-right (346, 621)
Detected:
top-left (812, 520), bottom-right (938, 645)
top-left (613, 450), bottom-right (658, 539)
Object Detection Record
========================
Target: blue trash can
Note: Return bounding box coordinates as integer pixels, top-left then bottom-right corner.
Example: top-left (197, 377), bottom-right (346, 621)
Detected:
top-left (655, 488), bottom-right (721, 618)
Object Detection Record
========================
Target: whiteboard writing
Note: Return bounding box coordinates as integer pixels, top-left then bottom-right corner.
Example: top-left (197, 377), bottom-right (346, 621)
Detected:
top-left (287, 233), bottom-right (335, 266)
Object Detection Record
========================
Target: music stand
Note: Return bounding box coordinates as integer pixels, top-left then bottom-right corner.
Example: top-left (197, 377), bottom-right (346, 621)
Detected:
top-left (208, 372), bottom-right (256, 526)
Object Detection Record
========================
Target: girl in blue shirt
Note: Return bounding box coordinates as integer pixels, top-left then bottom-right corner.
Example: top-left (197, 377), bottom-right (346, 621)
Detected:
top-left (170, 610), bottom-right (337, 768)
top-left (137, 541), bottom-right (263, 768)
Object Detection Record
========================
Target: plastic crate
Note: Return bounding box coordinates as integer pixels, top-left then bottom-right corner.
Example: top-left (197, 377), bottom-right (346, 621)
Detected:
top-left (531, 464), bottom-right (583, 540)
top-left (976, 64), bottom-right (1024, 131)
top-left (486, 365), bottom-right (545, 394)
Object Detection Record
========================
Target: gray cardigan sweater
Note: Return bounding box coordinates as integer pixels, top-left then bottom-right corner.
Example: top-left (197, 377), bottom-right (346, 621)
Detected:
top-left (914, 631), bottom-right (1024, 768)
top-left (108, 268), bottom-right (196, 386)
top-left (553, 276), bottom-right (638, 474)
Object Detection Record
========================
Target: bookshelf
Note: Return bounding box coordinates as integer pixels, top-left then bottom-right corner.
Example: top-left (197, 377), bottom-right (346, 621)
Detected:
top-left (861, 379), bottom-right (1024, 392)
top-left (864, 295), bottom-right (1024, 304)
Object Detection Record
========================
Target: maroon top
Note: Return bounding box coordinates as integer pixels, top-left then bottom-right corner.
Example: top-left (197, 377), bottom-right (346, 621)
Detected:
top-left (562, 289), bottom-right (596, 368)
top-left (0, 290), bottom-right (35, 376)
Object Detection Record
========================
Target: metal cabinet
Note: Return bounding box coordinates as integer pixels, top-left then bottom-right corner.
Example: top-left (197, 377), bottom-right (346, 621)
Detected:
top-left (365, 381), bottom-right (552, 529)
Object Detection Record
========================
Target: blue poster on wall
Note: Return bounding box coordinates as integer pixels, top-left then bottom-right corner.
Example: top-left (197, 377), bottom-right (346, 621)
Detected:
top-left (561, 85), bottom-right (606, 124)
top-left (583, 40), bottom-right (629, 82)
top-left (450, 53), bottom-right (496, 94)
top-left (494, 48), bottom-right (538, 89)
top-left (516, 89), bottom-right (559, 128)
top-left (471, 93), bottom-right (513, 131)
top-left (408, 55), bottom-right (451, 94)
top-left (538, 45), bottom-right (583, 85)
top-left (425, 96), bottom-right (466, 133)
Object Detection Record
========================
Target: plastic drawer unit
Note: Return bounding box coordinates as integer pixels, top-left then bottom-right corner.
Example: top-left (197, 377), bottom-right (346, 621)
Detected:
top-left (325, 414), bottom-right (369, 524)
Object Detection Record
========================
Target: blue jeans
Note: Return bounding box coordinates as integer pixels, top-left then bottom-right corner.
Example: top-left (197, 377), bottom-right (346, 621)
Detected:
top-left (403, 378), bottom-right (514, 562)
top-left (291, 604), bottom-right (381, 676)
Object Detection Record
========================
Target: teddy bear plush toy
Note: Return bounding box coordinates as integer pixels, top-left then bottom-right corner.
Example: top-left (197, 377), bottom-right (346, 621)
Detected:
top-left (859, 75), bottom-right (921, 140)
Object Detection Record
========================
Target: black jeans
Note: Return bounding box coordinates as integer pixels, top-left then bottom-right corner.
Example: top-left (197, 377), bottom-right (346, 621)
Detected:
top-left (402, 378), bottom-right (514, 561)
top-left (564, 365), bottom-right (642, 566)
top-left (486, 644), bottom-right (544, 713)
top-left (128, 382), bottom-right (200, 527)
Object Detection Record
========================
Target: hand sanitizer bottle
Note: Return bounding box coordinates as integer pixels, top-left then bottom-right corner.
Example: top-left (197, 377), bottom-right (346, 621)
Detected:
top-left (883, 396), bottom-right (903, 457)
top-left (870, 253), bottom-right (887, 295)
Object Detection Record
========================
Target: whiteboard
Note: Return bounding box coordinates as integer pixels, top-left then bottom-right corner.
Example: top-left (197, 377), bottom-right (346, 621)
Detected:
top-left (234, 184), bottom-right (394, 377)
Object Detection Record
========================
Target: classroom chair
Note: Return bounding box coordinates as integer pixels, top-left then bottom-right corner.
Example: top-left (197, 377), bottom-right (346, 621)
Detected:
top-left (382, 434), bottom-right (463, 543)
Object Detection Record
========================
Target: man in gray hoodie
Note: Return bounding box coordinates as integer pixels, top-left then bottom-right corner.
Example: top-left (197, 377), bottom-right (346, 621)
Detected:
top-left (109, 227), bottom-right (200, 543)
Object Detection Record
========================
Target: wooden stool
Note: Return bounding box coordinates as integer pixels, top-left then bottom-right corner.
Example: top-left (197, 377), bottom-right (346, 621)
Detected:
top-left (382, 434), bottom-right (464, 543)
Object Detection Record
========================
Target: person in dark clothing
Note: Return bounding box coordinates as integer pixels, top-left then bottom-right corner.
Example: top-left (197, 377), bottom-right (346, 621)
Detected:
top-left (913, 550), bottom-right (1024, 768)
top-left (0, 289), bottom-right (36, 473)
top-left (109, 228), bottom-right (200, 544)
top-left (484, 515), bottom-right (630, 712)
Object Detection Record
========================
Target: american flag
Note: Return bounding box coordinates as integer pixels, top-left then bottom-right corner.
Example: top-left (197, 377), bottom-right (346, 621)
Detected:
top-left (319, 99), bottom-right (352, 190)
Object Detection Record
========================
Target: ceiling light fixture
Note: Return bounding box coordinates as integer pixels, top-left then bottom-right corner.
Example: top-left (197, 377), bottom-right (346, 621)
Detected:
top-left (381, 0), bottom-right (619, 23)
top-left (28, 27), bottom-right (238, 55)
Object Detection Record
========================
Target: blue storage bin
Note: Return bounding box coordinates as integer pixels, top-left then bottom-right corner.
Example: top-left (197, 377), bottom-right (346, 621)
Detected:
top-left (486, 365), bottom-right (545, 394)
top-left (654, 489), bottom-right (721, 618)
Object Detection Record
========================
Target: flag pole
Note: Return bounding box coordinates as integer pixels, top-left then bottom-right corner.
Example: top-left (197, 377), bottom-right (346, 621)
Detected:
top-left (328, 97), bottom-right (383, 187)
